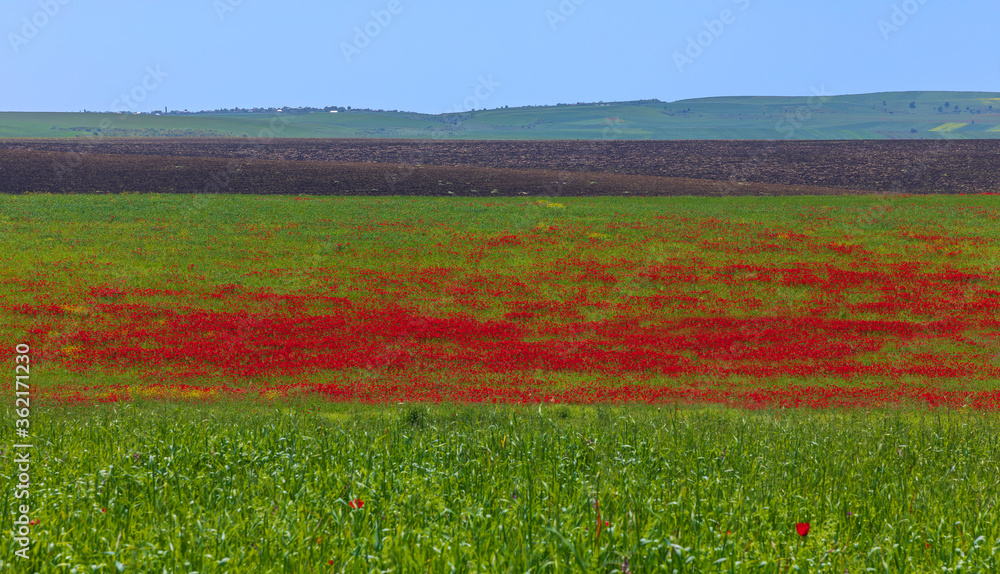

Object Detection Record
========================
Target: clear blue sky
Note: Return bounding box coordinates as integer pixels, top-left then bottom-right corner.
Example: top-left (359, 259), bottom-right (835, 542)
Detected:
top-left (2, 0), bottom-right (997, 114)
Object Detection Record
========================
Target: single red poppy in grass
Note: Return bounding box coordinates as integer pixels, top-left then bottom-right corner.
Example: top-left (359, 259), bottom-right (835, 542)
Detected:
top-left (796, 523), bottom-right (810, 537)
top-left (349, 499), bottom-right (364, 509)
top-left (100, 508), bottom-right (107, 514)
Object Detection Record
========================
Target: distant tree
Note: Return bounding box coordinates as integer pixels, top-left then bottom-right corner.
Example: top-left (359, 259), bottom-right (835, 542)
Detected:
top-left (909, 102), bottom-right (916, 109)
top-left (910, 128), bottom-right (917, 133)
top-left (937, 106), bottom-right (944, 113)
top-left (882, 100), bottom-right (887, 106)
top-left (944, 101), bottom-right (950, 107)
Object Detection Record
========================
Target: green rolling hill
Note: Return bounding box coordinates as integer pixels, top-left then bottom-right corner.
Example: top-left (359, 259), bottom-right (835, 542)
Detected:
top-left (2, 91), bottom-right (999, 140)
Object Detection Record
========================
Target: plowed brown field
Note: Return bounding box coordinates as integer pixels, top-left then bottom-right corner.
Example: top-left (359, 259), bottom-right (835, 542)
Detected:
top-left (2, 138), bottom-right (997, 195)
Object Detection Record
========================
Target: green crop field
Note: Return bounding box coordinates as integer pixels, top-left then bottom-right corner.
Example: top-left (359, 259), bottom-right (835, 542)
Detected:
top-left (3, 402), bottom-right (999, 573)
top-left (2, 193), bottom-right (1000, 572)
top-left (4, 90), bottom-right (1000, 140)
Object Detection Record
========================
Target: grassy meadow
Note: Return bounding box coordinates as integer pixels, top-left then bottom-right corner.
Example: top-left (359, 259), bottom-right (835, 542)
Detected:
top-left (2, 192), bottom-right (1000, 572)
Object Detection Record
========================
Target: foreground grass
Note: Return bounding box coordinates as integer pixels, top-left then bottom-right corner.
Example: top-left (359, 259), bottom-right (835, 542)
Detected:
top-left (2, 401), bottom-right (998, 572)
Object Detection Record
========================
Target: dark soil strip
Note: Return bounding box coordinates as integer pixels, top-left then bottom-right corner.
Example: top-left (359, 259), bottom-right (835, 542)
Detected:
top-left (0, 149), bottom-right (881, 197)
top-left (0, 150), bottom-right (880, 197)
top-left (2, 138), bottom-right (998, 194)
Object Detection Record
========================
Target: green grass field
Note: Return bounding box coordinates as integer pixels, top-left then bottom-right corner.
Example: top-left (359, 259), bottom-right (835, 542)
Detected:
top-left (2, 193), bottom-right (1000, 572)
top-left (3, 90), bottom-right (999, 140)
top-left (3, 402), bottom-right (999, 572)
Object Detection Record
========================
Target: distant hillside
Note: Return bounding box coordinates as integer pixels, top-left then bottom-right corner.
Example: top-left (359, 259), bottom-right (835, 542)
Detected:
top-left (2, 91), bottom-right (999, 140)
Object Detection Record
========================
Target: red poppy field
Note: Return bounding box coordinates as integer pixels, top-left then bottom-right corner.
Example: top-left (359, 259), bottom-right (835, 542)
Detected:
top-left (2, 191), bottom-right (1000, 572)
top-left (4, 193), bottom-right (999, 409)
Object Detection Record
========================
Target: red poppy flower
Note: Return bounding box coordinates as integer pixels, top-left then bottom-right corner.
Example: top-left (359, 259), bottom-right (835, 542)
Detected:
top-left (101, 508), bottom-right (107, 514)
top-left (796, 523), bottom-right (810, 537)
top-left (349, 499), bottom-right (364, 509)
